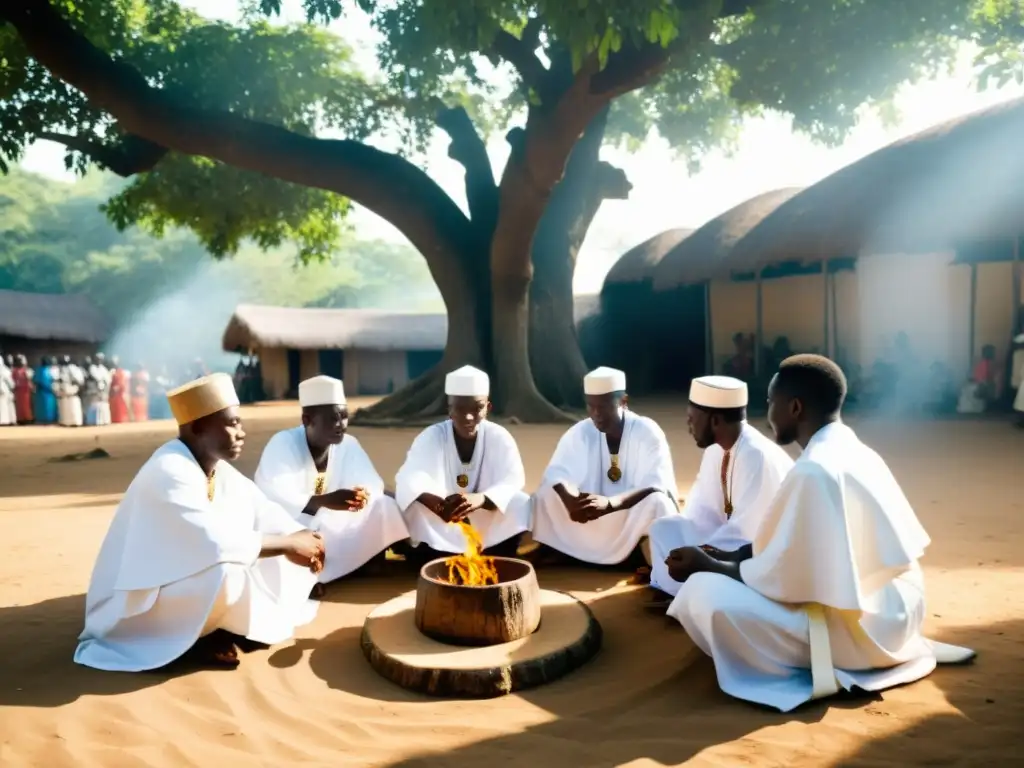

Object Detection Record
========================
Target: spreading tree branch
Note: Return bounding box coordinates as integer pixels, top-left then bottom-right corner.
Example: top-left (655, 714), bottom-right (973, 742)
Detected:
top-left (490, 29), bottom-right (548, 92)
top-left (435, 106), bottom-right (498, 242)
top-left (3, 0), bottom-right (475, 292)
top-left (36, 131), bottom-right (168, 176)
top-left (594, 161), bottom-right (632, 201)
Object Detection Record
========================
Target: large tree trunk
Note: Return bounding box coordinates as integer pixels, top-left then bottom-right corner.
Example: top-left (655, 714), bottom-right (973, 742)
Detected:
top-left (528, 107), bottom-right (631, 409)
top-left (354, 107), bottom-right (630, 425)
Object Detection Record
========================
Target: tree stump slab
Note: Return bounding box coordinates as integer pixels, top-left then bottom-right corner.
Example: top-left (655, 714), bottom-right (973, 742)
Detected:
top-left (361, 589), bottom-right (602, 698)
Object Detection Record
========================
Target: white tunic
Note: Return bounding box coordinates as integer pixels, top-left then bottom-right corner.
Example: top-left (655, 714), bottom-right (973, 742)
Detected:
top-left (0, 361), bottom-right (14, 425)
top-left (649, 423), bottom-right (794, 596)
top-left (57, 365), bottom-right (84, 427)
top-left (75, 440), bottom-right (319, 672)
top-left (255, 426), bottom-right (409, 582)
top-left (668, 422), bottom-right (974, 712)
top-left (395, 419), bottom-right (531, 553)
top-left (532, 411), bottom-right (679, 564)
top-left (1012, 348), bottom-right (1024, 413)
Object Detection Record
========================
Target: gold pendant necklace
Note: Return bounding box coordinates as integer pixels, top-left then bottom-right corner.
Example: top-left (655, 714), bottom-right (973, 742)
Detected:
top-left (456, 463), bottom-right (470, 488)
top-left (607, 454), bottom-right (622, 483)
top-left (207, 469), bottom-right (217, 502)
top-left (313, 472), bottom-right (326, 495)
top-left (720, 449), bottom-right (735, 518)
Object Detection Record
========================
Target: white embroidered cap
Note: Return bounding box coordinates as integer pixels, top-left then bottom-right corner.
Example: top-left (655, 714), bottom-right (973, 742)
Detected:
top-left (167, 373), bottom-right (240, 426)
top-left (299, 375), bottom-right (346, 407)
top-left (689, 375), bottom-right (748, 409)
top-left (583, 366), bottom-right (627, 396)
top-left (445, 365), bottom-right (490, 397)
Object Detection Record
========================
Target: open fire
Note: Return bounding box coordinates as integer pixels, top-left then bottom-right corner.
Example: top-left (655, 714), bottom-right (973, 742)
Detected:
top-left (444, 521), bottom-right (499, 586)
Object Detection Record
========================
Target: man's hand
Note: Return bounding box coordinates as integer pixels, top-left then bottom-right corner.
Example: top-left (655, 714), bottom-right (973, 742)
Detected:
top-left (441, 492), bottom-right (485, 523)
top-left (285, 530), bottom-right (326, 574)
top-left (577, 493), bottom-right (612, 522)
top-left (665, 546), bottom-right (715, 583)
top-left (319, 487), bottom-right (370, 512)
top-left (417, 493), bottom-right (447, 520)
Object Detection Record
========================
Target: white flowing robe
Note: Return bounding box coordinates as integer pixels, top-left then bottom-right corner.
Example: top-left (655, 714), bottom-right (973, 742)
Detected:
top-left (88, 363), bottom-right (112, 426)
top-left (1012, 348), bottom-right (1024, 413)
top-left (0, 361), bottom-right (14, 425)
top-left (255, 426), bottom-right (409, 582)
top-left (75, 440), bottom-right (319, 672)
top-left (668, 422), bottom-right (974, 712)
top-left (395, 419), bottom-right (531, 553)
top-left (532, 411), bottom-right (679, 564)
top-left (649, 423), bottom-right (794, 596)
top-left (57, 365), bottom-right (84, 427)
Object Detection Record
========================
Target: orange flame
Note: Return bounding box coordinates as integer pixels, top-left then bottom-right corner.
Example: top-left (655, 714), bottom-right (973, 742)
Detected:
top-left (444, 521), bottom-right (499, 586)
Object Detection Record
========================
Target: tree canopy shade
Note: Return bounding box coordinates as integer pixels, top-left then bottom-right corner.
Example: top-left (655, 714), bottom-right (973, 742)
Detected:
top-left (1, 0), bottom-right (1011, 421)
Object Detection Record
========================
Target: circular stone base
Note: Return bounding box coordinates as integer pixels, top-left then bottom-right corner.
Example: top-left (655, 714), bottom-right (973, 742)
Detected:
top-left (361, 589), bottom-right (602, 698)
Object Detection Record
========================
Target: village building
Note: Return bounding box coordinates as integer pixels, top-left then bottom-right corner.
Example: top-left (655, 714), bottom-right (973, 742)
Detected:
top-left (600, 95), bottom-right (1024, 401)
top-left (0, 289), bottom-right (108, 361)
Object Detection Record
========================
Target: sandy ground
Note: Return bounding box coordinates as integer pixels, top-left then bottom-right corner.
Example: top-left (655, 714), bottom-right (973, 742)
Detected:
top-left (0, 399), bottom-right (1021, 768)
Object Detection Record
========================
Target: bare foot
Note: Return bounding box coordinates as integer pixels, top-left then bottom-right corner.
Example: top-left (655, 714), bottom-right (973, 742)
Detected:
top-left (188, 630), bottom-right (241, 669)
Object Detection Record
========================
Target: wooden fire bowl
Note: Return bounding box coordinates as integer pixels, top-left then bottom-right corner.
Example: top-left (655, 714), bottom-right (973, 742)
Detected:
top-left (414, 556), bottom-right (542, 647)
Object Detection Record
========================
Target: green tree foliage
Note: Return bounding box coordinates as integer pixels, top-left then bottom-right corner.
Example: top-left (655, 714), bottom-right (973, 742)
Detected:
top-left (2, 0), bottom-right (1016, 420)
top-left (0, 167), bottom-right (441, 331)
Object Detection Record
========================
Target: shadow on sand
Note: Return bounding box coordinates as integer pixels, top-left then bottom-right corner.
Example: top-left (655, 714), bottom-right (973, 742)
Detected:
top-left (0, 593), bottom-right (215, 707)
top-left (364, 610), bottom-right (1013, 768)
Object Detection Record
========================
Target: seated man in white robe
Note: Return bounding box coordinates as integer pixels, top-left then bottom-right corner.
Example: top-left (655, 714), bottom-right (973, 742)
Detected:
top-left (75, 373), bottom-right (325, 672)
top-left (665, 355), bottom-right (975, 712)
top-left (532, 366), bottom-right (678, 565)
top-left (395, 365), bottom-right (531, 558)
top-left (647, 376), bottom-right (793, 605)
top-left (255, 375), bottom-right (408, 588)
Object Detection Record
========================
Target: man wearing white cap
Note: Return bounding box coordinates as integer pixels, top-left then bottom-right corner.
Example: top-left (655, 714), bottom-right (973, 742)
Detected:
top-left (395, 365), bottom-right (531, 556)
top-left (646, 375), bottom-right (793, 606)
top-left (663, 355), bottom-right (974, 712)
top-left (531, 366), bottom-right (678, 564)
top-left (255, 375), bottom-right (408, 585)
top-left (75, 374), bottom-right (324, 672)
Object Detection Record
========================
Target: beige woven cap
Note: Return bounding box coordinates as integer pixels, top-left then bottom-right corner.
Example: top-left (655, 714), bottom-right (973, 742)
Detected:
top-left (167, 373), bottom-right (240, 426)
top-left (689, 375), bottom-right (748, 409)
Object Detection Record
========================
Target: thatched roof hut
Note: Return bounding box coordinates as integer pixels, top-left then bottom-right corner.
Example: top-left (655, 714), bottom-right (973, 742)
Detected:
top-left (602, 228), bottom-right (694, 289)
top-left (730, 95), bottom-right (1024, 268)
top-left (222, 305), bottom-right (448, 353)
top-left (650, 188), bottom-right (802, 291)
top-left (0, 289), bottom-right (108, 347)
top-left (222, 299), bottom-right (600, 354)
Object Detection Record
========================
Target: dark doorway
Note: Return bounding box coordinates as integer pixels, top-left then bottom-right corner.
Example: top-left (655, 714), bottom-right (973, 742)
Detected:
top-left (318, 349), bottom-right (344, 379)
top-left (406, 349), bottom-right (444, 381)
top-left (286, 348), bottom-right (301, 398)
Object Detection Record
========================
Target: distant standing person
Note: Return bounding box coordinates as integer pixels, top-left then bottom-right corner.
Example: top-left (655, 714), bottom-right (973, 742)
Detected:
top-left (80, 356), bottom-right (98, 425)
top-left (149, 365), bottom-right (174, 420)
top-left (0, 354), bottom-right (14, 426)
top-left (109, 357), bottom-right (131, 423)
top-left (88, 356), bottom-right (112, 426)
top-left (1011, 333), bottom-right (1024, 428)
top-left (12, 355), bottom-right (35, 424)
top-left (56, 355), bottom-right (84, 427)
top-left (34, 356), bottom-right (59, 425)
top-left (132, 363), bottom-right (150, 422)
